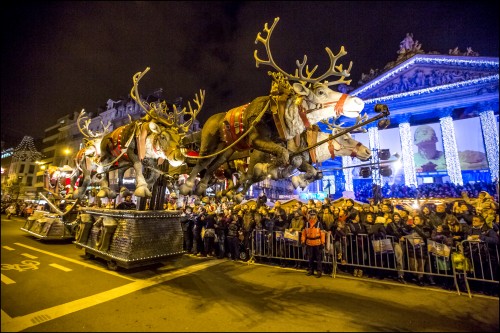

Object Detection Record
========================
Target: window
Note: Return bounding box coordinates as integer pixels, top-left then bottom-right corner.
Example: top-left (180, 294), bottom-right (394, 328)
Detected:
top-left (19, 164), bottom-right (25, 173)
top-left (29, 165), bottom-right (35, 174)
top-left (27, 176), bottom-right (33, 186)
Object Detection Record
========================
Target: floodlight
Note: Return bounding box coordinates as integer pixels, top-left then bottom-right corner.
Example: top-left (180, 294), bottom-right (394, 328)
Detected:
top-left (359, 167), bottom-right (372, 178)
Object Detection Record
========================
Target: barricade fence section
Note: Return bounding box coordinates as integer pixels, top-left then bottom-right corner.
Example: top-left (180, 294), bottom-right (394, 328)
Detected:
top-left (249, 230), bottom-right (499, 297)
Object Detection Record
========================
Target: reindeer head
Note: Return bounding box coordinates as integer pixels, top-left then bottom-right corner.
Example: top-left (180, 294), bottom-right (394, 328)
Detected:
top-left (321, 115), bottom-right (372, 161)
top-left (152, 125), bottom-right (185, 167)
top-left (130, 68), bottom-right (205, 167)
top-left (254, 17), bottom-right (364, 118)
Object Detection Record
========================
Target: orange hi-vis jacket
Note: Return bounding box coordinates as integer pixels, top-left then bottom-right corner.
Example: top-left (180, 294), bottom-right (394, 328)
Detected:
top-left (301, 218), bottom-right (325, 246)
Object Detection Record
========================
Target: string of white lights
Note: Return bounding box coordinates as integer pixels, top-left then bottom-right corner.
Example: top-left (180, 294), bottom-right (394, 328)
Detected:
top-left (12, 136), bottom-right (43, 162)
top-left (440, 116), bottom-right (463, 185)
top-left (360, 75), bottom-right (498, 104)
top-left (353, 54), bottom-right (498, 97)
top-left (479, 110), bottom-right (499, 182)
top-left (368, 126), bottom-right (381, 185)
top-left (342, 156), bottom-right (353, 191)
top-left (398, 122), bottom-right (417, 186)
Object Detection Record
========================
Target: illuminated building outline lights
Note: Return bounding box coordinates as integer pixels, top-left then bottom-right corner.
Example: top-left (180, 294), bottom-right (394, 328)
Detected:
top-left (353, 55), bottom-right (499, 99)
top-left (440, 116), bottom-right (463, 185)
top-left (398, 122), bottom-right (417, 187)
top-left (480, 110), bottom-right (500, 182)
top-left (342, 156), bottom-right (353, 192)
top-left (368, 126), bottom-right (381, 186)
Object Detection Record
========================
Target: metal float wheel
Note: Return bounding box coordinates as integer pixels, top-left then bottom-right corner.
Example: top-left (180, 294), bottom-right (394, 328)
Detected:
top-left (107, 260), bottom-right (118, 271)
top-left (83, 250), bottom-right (95, 260)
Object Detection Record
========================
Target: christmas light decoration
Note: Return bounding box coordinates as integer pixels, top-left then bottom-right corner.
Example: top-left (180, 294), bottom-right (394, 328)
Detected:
top-left (480, 110), bottom-right (499, 182)
top-left (398, 122), bottom-right (417, 186)
top-left (361, 74), bottom-right (498, 104)
top-left (12, 136), bottom-right (43, 162)
top-left (342, 156), bottom-right (353, 191)
top-left (440, 116), bottom-right (463, 185)
top-left (353, 55), bottom-right (498, 98)
top-left (368, 126), bottom-right (381, 185)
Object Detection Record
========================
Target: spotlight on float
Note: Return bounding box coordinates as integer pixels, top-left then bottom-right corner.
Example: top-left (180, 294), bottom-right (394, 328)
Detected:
top-left (380, 166), bottom-right (393, 177)
top-left (378, 149), bottom-right (391, 161)
top-left (359, 167), bottom-right (372, 178)
top-left (377, 118), bottom-right (390, 129)
top-left (374, 104), bottom-right (388, 113)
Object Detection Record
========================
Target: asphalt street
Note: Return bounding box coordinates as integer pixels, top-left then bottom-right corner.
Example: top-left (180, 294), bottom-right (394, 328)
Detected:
top-left (1, 214), bottom-right (498, 332)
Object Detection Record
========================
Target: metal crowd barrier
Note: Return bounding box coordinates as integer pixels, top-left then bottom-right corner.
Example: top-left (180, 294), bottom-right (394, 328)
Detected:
top-left (248, 230), bottom-right (499, 297)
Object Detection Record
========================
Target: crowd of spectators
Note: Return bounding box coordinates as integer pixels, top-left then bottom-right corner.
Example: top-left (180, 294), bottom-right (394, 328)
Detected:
top-left (353, 180), bottom-right (498, 203)
top-left (176, 185), bottom-right (499, 295)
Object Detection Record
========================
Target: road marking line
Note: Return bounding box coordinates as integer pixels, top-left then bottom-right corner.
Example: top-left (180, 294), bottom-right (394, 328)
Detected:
top-left (1, 259), bottom-right (223, 332)
top-left (13, 243), bottom-right (136, 281)
top-left (1, 309), bottom-right (12, 321)
top-left (49, 263), bottom-right (72, 272)
top-left (1, 274), bottom-right (16, 285)
top-left (21, 253), bottom-right (38, 259)
top-left (2, 246), bottom-right (15, 251)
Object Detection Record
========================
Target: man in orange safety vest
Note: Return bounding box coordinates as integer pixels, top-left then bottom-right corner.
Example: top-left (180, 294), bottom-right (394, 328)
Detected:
top-left (301, 209), bottom-right (326, 278)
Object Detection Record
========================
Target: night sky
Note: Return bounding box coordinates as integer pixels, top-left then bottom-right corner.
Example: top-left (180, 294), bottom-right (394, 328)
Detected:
top-left (1, 1), bottom-right (498, 149)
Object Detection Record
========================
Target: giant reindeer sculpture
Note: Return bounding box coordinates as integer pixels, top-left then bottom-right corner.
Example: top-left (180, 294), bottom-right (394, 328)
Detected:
top-left (66, 110), bottom-right (111, 200)
top-left (179, 17), bottom-right (365, 196)
top-left (69, 68), bottom-right (204, 200)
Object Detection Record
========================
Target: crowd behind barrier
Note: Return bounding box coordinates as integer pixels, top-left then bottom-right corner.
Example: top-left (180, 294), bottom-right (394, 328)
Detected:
top-left (353, 180), bottom-right (498, 203)
top-left (175, 183), bottom-right (499, 297)
top-left (2, 180), bottom-right (499, 297)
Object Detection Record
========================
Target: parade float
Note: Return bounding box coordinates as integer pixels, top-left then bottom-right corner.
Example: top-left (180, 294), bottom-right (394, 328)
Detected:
top-left (21, 165), bottom-right (79, 240)
top-left (24, 17), bottom-right (391, 270)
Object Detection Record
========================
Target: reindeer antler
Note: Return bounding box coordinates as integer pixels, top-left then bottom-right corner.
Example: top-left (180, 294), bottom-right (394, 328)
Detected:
top-left (131, 68), bottom-right (205, 131)
top-left (77, 109), bottom-right (112, 138)
top-left (177, 89), bottom-right (205, 134)
top-left (254, 17), bottom-right (352, 86)
top-left (131, 67), bottom-right (172, 127)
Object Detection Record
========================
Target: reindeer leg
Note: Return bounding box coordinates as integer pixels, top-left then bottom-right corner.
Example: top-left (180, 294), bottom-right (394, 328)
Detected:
top-left (180, 140), bottom-right (227, 195)
top-left (194, 149), bottom-right (234, 196)
top-left (97, 172), bottom-right (115, 198)
top-left (132, 160), bottom-right (151, 198)
top-left (180, 157), bottom-right (212, 195)
top-left (251, 138), bottom-right (289, 166)
top-left (76, 168), bottom-right (92, 200)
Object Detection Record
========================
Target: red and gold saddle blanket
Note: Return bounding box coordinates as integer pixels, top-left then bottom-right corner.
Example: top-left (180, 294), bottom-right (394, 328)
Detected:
top-left (220, 104), bottom-right (251, 150)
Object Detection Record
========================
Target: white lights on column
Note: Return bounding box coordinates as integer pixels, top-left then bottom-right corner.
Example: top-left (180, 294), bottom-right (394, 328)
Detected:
top-left (440, 115), bottom-right (463, 185)
top-left (479, 109), bottom-right (499, 182)
top-left (368, 126), bottom-right (381, 186)
top-left (342, 156), bottom-right (353, 191)
top-left (398, 122), bottom-right (417, 187)
top-left (368, 125), bottom-right (381, 151)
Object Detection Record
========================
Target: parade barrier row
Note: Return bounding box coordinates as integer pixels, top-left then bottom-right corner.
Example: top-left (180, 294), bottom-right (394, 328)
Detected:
top-left (20, 211), bottom-right (498, 297)
top-left (249, 230), bottom-right (499, 298)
